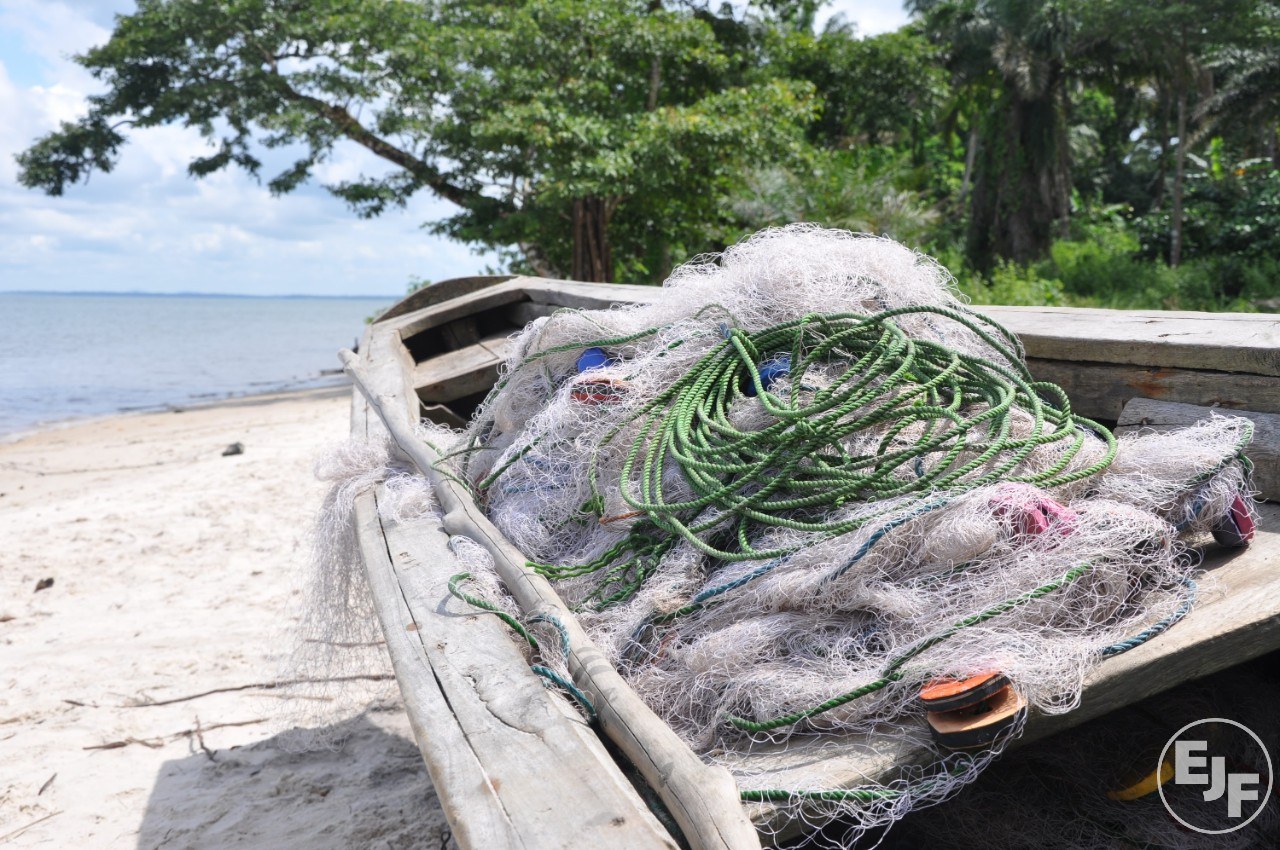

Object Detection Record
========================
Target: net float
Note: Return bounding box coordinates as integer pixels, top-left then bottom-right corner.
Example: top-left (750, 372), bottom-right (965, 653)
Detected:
top-left (918, 671), bottom-right (1011, 713)
top-left (1211, 493), bottom-right (1256, 548)
top-left (576, 346), bottom-right (613, 373)
top-left (926, 683), bottom-right (1027, 751)
top-left (992, 485), bottom-right (1078, 537)
top-left (743, 353), bottom-right (790, 397)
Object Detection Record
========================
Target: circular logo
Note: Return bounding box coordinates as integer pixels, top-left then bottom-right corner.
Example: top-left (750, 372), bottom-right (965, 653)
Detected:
top-left (1157, 717), bottom-right (1273, 834)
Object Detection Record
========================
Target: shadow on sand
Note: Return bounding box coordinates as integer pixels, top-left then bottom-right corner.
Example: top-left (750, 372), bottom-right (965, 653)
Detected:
top-left (136, 710), bottom-right (456, 850)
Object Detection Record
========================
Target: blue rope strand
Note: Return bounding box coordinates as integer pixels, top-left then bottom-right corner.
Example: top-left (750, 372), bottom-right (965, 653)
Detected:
top-left (1101, 577), bottom-right (1198, 657)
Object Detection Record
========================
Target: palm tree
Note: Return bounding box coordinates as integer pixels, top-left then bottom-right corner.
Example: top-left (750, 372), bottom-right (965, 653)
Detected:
top-left (1199, 2), bottom-right (1280, 170)
top-left (910, 0), bottom-right (1077, 271)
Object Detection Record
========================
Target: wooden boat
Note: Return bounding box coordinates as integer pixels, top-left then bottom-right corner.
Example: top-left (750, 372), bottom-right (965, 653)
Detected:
top-left (341, 275), bottom-right (1280, 849)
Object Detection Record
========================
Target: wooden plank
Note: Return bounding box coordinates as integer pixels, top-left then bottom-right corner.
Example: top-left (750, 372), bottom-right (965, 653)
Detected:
top-left (1116, 399), bottom-right (1280, 500)
top-left (383, 278), bottom-right (1280, 376)
top-left (388, 282), bottom-right (531, 341)
top-left (516, 278), bottom-right (661, 310)
top-left (343, 337), bottom-right (762, 850)
top-left (982, 305), bottom-right (1280, 375)
top-left (376, 275), bottom-right (516, 323)
top-left (1026, 359), bottom-right (1280, 421)
top-left (412, 336), bottom-right (515, 404)
top-left (354, 486), bottom-right (677, 850)
top-left (348, 324), bottom-right (399, 460)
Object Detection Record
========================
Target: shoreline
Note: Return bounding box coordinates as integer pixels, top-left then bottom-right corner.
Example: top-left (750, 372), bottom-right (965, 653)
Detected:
top-left (0, 377), bottom-right (353, 446)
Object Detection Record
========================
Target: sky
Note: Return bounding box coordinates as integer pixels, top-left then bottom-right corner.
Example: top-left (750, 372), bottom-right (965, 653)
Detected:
top-left (0, 0), bottom-right (910, 296)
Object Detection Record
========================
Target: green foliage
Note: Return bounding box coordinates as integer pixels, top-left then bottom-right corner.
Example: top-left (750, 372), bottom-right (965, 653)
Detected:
top-left (14, 0), bottom-right (1280, 309)
top-left (951, 216), bottom-right (1277, 312)
top-left (17, 0), bottom-right (816, 283)
top-left (1136, 165), bottom-right (1280, 275)
top-left (725, 150), bottom-right (939, 247)
top-left (954, 259), bottom-right (1067, 307)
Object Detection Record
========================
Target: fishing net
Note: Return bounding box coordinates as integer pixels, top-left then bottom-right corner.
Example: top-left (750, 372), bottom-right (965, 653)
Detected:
top-left (279, 437), bottom-right (436, 747)
top-left (311, 225), bottom-right (1259, 843)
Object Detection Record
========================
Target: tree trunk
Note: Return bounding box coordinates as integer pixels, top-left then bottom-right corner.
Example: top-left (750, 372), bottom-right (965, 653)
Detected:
top-left (1152, 82), bottom-right (1171, 211)
top-left (965, 91), bottom-right (1059, 271)
top-left (1056, 82), bottom-right (1073, 238)
top-left (1170, 82), bottom-right (1188, 268)
top-left (518, 242), bottom-right (559, 279)
top-left (572, 196), bottom-right (614, 282)
top-left (959, 123), bottom-right (979, 207)
top-left (646, 1), bottom-right (663, 110)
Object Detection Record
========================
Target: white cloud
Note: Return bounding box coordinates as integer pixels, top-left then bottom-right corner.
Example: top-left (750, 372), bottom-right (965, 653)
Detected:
top-left (0, 0), bottom-right (495, 295)
top-left (0, 0), bottom-right (110, 66)
top-left (820, 1), bottom-right (911, 35)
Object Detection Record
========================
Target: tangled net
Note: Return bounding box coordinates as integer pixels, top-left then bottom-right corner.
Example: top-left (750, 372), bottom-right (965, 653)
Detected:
top-left (420, 226), bottom-right (1256, 843)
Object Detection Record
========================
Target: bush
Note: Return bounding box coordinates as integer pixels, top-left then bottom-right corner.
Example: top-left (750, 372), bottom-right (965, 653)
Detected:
top-left (1134, 165), bottom-right (1280, 302)
top-left (943, 219), bottom-right (1275, 311)
top-left (956, 260), bottom-right (1067, 307)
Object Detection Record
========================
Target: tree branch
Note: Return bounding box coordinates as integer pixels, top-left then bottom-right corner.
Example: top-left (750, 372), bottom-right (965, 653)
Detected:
top-left (274, 86), bottom-right (479, 210)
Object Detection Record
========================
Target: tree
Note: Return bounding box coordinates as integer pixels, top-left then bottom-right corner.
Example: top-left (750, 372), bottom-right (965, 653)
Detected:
top-left (17, 0), bottom-right (816, 283)
top-left (727, 149), bottom-right (940, 246)
top-left (1199, 2), bottom-right (1280, 170)
top-left (911, 0), bottom-right (1080, 271)
top-left (1076, 0), bottom-right (1264, 266)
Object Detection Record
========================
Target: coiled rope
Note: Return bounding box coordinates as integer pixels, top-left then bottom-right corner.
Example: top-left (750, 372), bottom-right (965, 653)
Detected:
top-left (526, 306), bottom-right (1116, 609)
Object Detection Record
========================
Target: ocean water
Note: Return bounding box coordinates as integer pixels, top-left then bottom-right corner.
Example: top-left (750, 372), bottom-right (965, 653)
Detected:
top-left (0, 293), bottom-right (395, 437)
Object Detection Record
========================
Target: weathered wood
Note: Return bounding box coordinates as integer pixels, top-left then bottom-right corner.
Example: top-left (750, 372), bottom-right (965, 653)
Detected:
top-left (413, 335), bottom-right (516, 404)
top-left (395, 278), bottom-right (1279, 417)
top-left (412, 276), bottom-right (1280, 375)
top-left (389, 283), bottom-right (531, 342)
top-left (982, 305), bottom-right (1280, 375)
top-left (376, 275), bottom-right (516, 323)
top-left (354, 485), bottom-right (677, 850)
top-left (343, 339), bottom-right (761, 850)
top-left (1026, 358), bottom-right (1280, 421)
top-left (1116, 398), bottom-right (1280, 500)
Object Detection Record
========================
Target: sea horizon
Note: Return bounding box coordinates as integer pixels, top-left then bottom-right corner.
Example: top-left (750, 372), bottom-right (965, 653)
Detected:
top-left (2, 289), bottom-right (403, 300)
top-left (0, 291), bottom-right (395, 437)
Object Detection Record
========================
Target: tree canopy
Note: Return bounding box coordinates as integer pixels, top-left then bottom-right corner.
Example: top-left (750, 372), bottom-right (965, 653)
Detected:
top-left (18, 0), bottom-right (815, 282)
top-left (19, 0), bottom-right (1280, 304)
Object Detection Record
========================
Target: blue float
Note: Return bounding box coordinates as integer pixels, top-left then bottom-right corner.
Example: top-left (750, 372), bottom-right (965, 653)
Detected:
top-left (576, 347), bottom-right (611, 373)
top-left (744, 354), bottom-right (791, 396)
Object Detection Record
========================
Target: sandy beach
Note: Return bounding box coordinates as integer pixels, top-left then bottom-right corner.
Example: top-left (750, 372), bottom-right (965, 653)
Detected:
top-left (0, 387), bottom-right (451, 849)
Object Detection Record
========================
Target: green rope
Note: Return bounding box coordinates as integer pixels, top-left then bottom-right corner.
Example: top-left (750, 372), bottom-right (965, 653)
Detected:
top-left (726, 561), bottom-right (1096, 732)
top-left (446, 572), bottom-right (539, 651)
top-left (517, 306), bottom-right (1114, 609)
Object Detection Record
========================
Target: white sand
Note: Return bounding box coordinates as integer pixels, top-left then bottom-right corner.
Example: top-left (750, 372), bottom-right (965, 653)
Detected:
top-left (0, 388), bottom-right (452, 848)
